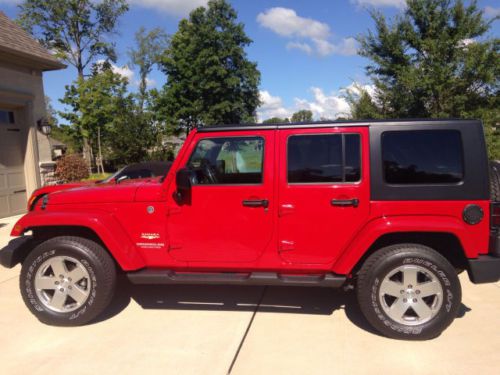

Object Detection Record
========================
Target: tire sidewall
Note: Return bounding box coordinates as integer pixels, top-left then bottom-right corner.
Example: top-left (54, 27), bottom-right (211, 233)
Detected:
top-left (364, 249), bottom-right (461, 339)
top-left (21, 239), bottom-right (107, 325)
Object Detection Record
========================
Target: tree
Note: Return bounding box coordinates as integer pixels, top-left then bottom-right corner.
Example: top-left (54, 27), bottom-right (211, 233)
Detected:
top-left (291, 110), bottom-right (313, 123)
top-left (129, 27), bottom-right (170, 110)
top-left (60, 62), bottom-right (131, 171)
top-left (158, 0), bottom-right (261, 133)
top-left (262, 117), bottom-right (289, 124)
top-left (344, 85), bottom-right (384, 120)
top-left (357, 0), bottom-right (499, 158)
top-left (18, 0), bottom-right (129, 79)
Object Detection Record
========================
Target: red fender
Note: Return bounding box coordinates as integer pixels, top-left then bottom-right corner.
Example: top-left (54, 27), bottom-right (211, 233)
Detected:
top-left (11, 211), bottom-right (146, 271)
top-left (332, 215), bottom-right (479, 275)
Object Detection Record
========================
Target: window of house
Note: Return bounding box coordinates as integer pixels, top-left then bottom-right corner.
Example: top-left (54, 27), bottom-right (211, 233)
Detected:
top-left (287, 133), bottom-right (361, 183)
top-left (187, 137), bottom-right (264, 185)
top-left (0, 110), bottom-right (14, 124)
top-left (382, 130), bottom-right (464, 184)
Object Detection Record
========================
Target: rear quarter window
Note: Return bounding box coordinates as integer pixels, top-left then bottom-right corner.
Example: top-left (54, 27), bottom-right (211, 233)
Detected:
top-left (381, 130), bottom-right (464, 184)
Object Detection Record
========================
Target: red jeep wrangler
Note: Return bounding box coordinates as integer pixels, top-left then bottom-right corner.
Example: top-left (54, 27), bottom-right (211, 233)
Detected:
top-left (1, 119), bottom-right (499, 340)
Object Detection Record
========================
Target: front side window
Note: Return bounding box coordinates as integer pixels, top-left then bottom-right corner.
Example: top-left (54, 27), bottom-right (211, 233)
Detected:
top-left (382, 130), bottom-right (464, 184)
top-left (287, 133), bottom-right (361, 183)
top-left (187, 137), bottom-right (264, 185)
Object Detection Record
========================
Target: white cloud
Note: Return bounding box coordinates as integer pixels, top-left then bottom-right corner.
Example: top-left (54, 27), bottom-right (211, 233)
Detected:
top-left (286, 42), bottom-right (313, 55)
top-left (145, 77), bottom-right (156, 88)
top-left (129, 0), bottom-right (208, 17)
top-left (351, 0), bottom-right (406, 8)
top-left (258, 90), bottom-right (292, 120)
top-left (96, 60), bottom-right (134, 82)
top-left (484, 6), bottom-right (500, 18)
top-left (111, 65), bottom-right (134, 81)
top-left (294, 87), bottom-right (351, 120)
top-left (258, 83), bottom-right (378, 122)
top-left (256, 7), bottom-right (357, 57)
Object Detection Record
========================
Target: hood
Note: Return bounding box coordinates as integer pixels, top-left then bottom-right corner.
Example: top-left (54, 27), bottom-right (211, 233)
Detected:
top-left (46, 179), bottom-right (163, 205)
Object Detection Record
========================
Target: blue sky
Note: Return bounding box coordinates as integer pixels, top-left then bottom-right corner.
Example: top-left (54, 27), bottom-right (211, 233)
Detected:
top-left (1, 0), bottom-right (499, 122)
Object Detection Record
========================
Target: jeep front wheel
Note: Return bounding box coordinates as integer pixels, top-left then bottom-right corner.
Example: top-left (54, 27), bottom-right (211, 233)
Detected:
top-left (356, 244), bottom-right (461, 340)
top-left (20, 236), bottom-right (116, 326)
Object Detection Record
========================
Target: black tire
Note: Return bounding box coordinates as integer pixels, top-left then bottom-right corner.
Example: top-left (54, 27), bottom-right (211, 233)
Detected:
top-left (357, 244), bottom-right (461, 340)
top-left (490, 161), bottom-right (500, 202)
top-left (20, 236), bottom-right (116, 326)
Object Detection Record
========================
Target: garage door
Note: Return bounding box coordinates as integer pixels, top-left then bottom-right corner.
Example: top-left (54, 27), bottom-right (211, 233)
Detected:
top-left (0, 109), bottom-right (27, 218)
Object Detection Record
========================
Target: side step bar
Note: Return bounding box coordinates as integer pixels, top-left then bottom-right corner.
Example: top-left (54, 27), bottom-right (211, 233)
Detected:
top-left (127, 270), bottom-right (346, 288)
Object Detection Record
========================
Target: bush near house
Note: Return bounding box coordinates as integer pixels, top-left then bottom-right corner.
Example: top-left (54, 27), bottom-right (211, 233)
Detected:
top-left (55, 154), bottom-right (90, 183)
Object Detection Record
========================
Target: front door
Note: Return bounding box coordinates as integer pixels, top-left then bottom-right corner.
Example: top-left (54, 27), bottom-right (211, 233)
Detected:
top-left (167, 131), bottom-right (275, 263)
top-left (277, 126), bottom-right (370, 264)
top-left (0, 109), bottom-right (27, 218)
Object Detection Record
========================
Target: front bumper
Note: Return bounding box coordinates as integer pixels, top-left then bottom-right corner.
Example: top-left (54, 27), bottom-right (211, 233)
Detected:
top-left (0, 236), bottom-right (33, 268)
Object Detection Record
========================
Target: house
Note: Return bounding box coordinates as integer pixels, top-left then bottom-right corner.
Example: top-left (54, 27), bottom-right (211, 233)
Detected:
top-left (0, 11), bottom-right (65, 219)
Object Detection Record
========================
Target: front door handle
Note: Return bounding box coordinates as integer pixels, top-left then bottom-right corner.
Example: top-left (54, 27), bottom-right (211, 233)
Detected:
top-left (242, 199), bottom-right (269, 208)
top-left (331, 198), bottom-right (359, 207)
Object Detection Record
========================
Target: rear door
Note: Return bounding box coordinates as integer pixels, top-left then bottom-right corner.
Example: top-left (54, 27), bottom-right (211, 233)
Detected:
top-left (277, 126), bottom-right (370, 264)
top-left (167, 130), bottom-right (275, 263)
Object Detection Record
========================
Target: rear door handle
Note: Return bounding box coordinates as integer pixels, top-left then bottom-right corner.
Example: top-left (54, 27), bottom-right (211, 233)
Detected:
top-left (242, 199), bottom-right (269, 208)
top-left (331, 198), bottom-right (359, 207)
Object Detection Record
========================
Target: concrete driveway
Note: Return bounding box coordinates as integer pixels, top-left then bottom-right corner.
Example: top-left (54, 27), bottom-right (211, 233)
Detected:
top-left (0, 215), bottom-right (499, 375)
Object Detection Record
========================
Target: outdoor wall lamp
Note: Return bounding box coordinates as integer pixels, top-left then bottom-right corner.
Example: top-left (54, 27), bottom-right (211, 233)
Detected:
top-left (37, 117), bottom-right (52, 135)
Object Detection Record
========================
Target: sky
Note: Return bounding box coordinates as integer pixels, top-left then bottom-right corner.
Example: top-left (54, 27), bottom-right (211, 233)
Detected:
top-left (0, 0), bottom-right (499, 122)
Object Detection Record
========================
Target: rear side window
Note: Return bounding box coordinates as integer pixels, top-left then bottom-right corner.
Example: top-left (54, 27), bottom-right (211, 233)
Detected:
top-left (382, 130), bottom-right (464, 184)
top-left (287, 134), bottom-right (361, 183)
top-left (187, 137), bottom-right (264, 185)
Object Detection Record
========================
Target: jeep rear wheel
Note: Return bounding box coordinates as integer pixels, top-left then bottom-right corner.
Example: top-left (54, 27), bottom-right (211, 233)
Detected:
top-left (356, 244), bottom-right (461, 340)
top-left (20, 236), bottom-right (116, 326)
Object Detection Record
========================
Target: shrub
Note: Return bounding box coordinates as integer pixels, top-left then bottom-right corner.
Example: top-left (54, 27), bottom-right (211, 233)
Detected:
top-left (55, 154), bottom-right (90, 182)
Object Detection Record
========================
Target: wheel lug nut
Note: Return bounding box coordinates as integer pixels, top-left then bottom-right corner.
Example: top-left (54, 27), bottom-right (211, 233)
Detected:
top-left (416, 290), bottom-right (420, 294)
top-left (413, 298), bottom-right (417, 303)
top-left (59, 288), bottom-right (64, 292)
top-left (59, 275), bottom-right (64, 279)
top-left (403, 298), bottom-right (407, 303)
top-left (68, 286), bottom-right (72, 290)
top-left (400, 290), bottom-right (404, 294)
top-left (408, 285), bottom-right (413, 288)
top-left (55, 281), bottom-right (59, 285)
top-left (68, 278), bottom-right (72, 282)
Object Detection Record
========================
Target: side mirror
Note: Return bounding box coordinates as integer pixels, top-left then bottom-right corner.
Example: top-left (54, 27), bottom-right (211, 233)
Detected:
top-left (175, 167), bottom-right (195, 204)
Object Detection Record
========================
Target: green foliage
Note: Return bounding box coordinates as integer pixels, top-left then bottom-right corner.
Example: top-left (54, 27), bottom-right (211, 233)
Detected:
top-left (157, 0), bottom-right (261, 132)
top-left (129, 27), bottom-right (170, 109)
top-left (345, 85), bottom-right (384, 120)
top-left (357, 0), bottom-right (499, 158)
top-left (262, 117), bottom-right (289, 124)
top-left (18, 0), bottom-right (128, 77)
top-left (59, 62), bottom-right (158, 168)
top-left (55, 154), bottom-right (89, 182)
top-left (291, 110), bottom-right (313, 123)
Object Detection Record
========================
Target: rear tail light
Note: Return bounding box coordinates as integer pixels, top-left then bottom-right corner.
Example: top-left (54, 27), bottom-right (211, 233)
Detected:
top-left (492, 203), bottom-right (500, 229)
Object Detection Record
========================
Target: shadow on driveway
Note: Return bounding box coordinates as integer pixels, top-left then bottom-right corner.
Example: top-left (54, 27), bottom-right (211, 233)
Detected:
top-left (96, 275), bottom-right (471, 337)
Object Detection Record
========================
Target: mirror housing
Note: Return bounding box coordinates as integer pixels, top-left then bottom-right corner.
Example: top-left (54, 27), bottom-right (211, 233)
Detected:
top-left (175, 168), bottom-right (195, 204)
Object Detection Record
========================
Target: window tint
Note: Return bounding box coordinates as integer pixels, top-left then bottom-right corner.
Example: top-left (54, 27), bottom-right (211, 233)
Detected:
top-left (0, 110), bottom-right (14, 124)
top-left (187, 137), bottom-right (264, 185)
top-left (382, 130), bottom-right (463, 184)
top-left (287, 134), bottom-right (361, 183)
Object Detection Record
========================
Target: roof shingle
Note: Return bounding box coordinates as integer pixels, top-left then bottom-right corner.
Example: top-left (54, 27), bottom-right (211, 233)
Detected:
top-left (0, 11), bottom-right (65, 70)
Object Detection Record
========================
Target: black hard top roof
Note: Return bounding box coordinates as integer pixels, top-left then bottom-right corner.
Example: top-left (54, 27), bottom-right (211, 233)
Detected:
top-left (196, 118), bottom-right (480, 132)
